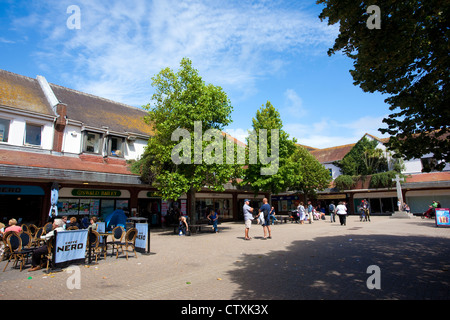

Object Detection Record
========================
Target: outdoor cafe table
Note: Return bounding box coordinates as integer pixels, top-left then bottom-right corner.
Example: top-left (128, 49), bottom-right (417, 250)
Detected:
top-left (97, 231), bottom-right (112, 257)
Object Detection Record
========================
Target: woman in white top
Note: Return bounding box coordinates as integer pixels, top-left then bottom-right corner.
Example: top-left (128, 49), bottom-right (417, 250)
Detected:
top-left (335, 201), bottom-right (348, 226)
top-left (297, 202), bottom-right (306, 224)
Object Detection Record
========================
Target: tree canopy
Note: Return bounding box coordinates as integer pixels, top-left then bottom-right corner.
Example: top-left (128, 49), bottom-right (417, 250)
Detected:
top-left (317, 0), bottom-right (449, 171)
top-left (334, 136), bottom-right (388, 176)
top-left (242, 101), bottom-right (298, 195)
top-left (133, 58), bottom-right (241, 220)
top-left (289, 145), bottom-right (332, 199)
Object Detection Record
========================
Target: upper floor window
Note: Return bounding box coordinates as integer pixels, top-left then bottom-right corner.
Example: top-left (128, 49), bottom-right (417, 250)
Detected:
top-left (0, 118), bottom-right (10, 142)
top-left (108, 136), bottom-right (124, 157)
top-left (25, 123), bottom-right (41, 146)
top-left (83, 131), bottom-right (102, 154)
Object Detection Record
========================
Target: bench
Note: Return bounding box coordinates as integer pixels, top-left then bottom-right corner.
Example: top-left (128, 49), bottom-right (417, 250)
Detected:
top-left (189, 224), bottom-right (208, 233)
top-left (171, 223), bottom-right (209, 234)
top-left (274, 215), bottom-right (291, 224)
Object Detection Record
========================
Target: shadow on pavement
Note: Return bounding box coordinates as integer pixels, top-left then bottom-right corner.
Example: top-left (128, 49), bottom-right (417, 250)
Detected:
top-left (226, 234), bottom-right (450, 300)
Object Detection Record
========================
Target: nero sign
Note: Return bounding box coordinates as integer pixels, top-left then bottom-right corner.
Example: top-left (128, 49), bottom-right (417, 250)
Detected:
top-left (135, 223), bottom-right (148, 252)
top-left (54, 230), bottom-right (88, 267)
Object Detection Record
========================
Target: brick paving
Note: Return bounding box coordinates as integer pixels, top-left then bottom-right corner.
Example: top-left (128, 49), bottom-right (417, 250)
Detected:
top-left (1, 216), bottom-right (450, 300)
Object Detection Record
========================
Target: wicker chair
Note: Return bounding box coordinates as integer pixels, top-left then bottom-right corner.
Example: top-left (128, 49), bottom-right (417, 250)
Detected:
top-left (3, 233), bottom-right (26, 271)
top-left (116, 228), bottom-right (138, 260)
top-left (107, 226), bottom-right (125, 257)
top-left (87, 230), bottom-right (107, 263)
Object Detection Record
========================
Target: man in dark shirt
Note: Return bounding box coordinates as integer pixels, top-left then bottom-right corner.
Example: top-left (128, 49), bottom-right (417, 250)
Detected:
top-left (257, 198), bottom-right (272, 239)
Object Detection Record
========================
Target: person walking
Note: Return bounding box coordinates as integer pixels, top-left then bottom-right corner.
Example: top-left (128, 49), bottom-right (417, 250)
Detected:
top-left (329, 201), bottom-right (336, 223)
top-left (336, 201), bottom-right (348, 226)
top-left (243, 199), bottom-right (254, 240)
top-left (298, 202), bottom-right (306, 224)
top-left (307, 201), bottom-right (314, 224)
top-left (362, 199), bottom-right (370, 222)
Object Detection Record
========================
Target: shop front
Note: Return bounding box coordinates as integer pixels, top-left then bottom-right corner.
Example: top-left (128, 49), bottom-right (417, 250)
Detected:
top-left (0, 184), bottom-right (46, 225)
top-left (271, 195), bottom-right (301, 214)
top-left (353, 191), bottom-right (397, 215)
top-left (58, 187), bottom-right (131, 222)
top-left (195, 192), bottom-right (234, 222)
top-left (405, 189), bottom-right (450, 214)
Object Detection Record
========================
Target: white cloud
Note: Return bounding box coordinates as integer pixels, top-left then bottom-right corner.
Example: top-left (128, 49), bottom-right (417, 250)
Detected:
top-left (25, 0), bottom-right (338, 106)
top-left (285, 115), bottom-right (389, 149)
top-left (283, 89), bottom-right (307, 118)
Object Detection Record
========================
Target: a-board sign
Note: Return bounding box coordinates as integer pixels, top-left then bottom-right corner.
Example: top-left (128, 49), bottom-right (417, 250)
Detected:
top-left (435, 208), bottom-right (450, 227)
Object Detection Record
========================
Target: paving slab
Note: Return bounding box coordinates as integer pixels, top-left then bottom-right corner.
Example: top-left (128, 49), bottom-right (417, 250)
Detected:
top-left (1, 216), bottom-right (449, 301)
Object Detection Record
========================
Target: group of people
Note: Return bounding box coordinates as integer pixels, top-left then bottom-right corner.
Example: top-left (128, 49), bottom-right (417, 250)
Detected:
top-left (177, 209), bottom-right (220, 236)
top-left (243, 198), bottom-right (352, 240)
top-left (1, 215), bottom-right (100, 272)
top-left (243, 198), bottom-right (274, 240)
top-left (0, 218), bottom-right (22, 235)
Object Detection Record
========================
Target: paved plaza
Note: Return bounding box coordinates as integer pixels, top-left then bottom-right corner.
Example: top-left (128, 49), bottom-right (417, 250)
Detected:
top-left (1, 216), bottom-right (450, 301)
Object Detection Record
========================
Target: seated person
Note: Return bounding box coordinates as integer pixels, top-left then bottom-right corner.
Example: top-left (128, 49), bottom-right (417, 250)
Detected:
top-left (87, 216), bottom-right (98, 231)
top-left (66, 216), bottom-right (80, 229)
top-left (269, 207), bottom-right (278, 224)
top-left (178, 216), bottom-right (189, 236)
top-left (207, 209), bottom-right (219, 233)
top-left (29, 219), bottom-right (65, 272)
top-left (4, 218), bottom-right (22, 233)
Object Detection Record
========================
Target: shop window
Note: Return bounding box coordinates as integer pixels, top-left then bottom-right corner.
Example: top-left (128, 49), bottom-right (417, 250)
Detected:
top-left (83, 131), bottom-right (102, 154)
top-left (0, 118), bottom-right (10, 142)
top-left (108, 136), bottom-right (124, 157)
top-left (195, 198), bottom-right (233, 220)
top-left (25, 123), bottom-right (42, 146)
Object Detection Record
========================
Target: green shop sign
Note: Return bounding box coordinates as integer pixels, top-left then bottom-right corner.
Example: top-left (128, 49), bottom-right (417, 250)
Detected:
top-left (71, 189), bottom-right (121, 197)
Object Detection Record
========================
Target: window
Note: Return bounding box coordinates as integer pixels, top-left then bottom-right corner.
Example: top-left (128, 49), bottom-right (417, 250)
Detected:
top-left (0, 118), bottom-right (10, 142)
top-left (108, 136), bottom-right (124, 157)
top-left (195, 198), bottom-right (233, 220)
top-left (83, 131), bottom-right (102, 154)
top-left (25, 123), bottom-right (41, 146)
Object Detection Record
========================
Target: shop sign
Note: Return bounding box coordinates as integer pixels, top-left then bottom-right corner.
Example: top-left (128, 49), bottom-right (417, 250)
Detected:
top-left (71, 189), bottom-right (121, 197)
top-left (0, 185), bottom-right (45, 195)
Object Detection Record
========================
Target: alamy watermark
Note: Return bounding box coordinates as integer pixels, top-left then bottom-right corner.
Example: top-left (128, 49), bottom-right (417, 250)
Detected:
top-left (366, 5), bottom-right (381, 29)
top-left (171, 121), bottom-right (279, 175)
top-left (366, 265), bottom-right (381, 290)
top-left (66, 266), bottom-right (81, 290)
top-left (66, 5), bottom-right (81, 30)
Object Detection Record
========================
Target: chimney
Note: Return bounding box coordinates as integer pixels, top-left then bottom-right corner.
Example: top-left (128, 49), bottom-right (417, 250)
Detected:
top-left (36, 75), bottom-right (67, 152)
top-left (53, 103), bottom-right (68, 152)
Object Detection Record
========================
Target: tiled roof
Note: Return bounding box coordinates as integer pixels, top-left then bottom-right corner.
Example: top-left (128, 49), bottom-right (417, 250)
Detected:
top-left (0, 149), bottom-right (134, 176)
top-left (0, 69), bottom-right (54, 116)
top-left (50, 84), bottom-right (153, 137)
top-left (405, 172), bottom-right (450, 183)
top-left (296, 144), bottom-right (318, 152)
top-left (310, 143), bottom-right (355, 163)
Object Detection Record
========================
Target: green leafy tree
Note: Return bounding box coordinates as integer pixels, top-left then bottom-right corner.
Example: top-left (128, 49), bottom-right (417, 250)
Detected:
top-left (334, 136), bottom-right (388, 176)
top-left (242, 101), bottom-right (298, 195)
top-left (317, 0), bottom-right (449, 170)
top-left (132, 58), bottom-right (241, 223)
top-left (289, 145), bottom-right (332, 201)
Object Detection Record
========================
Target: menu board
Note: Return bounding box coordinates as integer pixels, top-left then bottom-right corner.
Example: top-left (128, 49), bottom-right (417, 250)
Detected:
top-left (436, 208), bottom-right (450, 227)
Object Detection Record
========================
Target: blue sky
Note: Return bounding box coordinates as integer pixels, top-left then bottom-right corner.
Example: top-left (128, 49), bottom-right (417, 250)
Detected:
top-left (0, 0), bottom-right (391, 149)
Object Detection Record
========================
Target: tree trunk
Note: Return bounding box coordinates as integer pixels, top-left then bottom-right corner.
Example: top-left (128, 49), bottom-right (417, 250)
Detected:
top-left (188, 187), bottom-right (197, 224)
